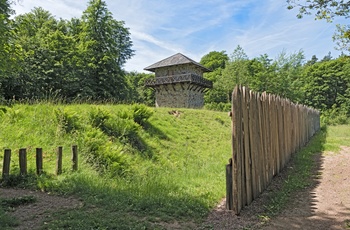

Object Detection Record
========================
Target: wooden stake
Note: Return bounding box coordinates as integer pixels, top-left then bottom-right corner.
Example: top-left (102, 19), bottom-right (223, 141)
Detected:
top-left (2, 149), bottom-right (11, 178)
top-left (19, 148), bottom-right (27, 176)
top-left (36, 148), bottom-right (43, 175)
top-left (72, 145), bottom-right (78, 171)
top-left (56, 146), bottom-right (62, 175)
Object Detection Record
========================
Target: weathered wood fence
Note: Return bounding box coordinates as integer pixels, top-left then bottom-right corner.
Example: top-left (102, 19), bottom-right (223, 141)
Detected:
top-left (2, 145), bottom-right (78, 179)
top-left (226, 86), bottom-right (320, 214)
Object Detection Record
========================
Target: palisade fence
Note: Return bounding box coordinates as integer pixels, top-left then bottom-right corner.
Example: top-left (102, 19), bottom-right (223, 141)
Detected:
top-left (226, 86), bottom-right (320, 214)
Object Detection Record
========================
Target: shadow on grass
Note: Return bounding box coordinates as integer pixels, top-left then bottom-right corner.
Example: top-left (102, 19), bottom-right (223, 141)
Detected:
top-left (200, 126), bottom-right (338, 230)
top-left (143, 121), bottom-right (169, 140)
top-left (42, 173), bottom-right (208, 230)
top-left (250, 126), bottom-right (350, 229)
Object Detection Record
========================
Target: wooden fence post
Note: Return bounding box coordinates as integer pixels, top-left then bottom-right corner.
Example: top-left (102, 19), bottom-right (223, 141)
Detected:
top-left (19, 148), bottom-right (27, 176)
top-left (56, 146), bottom-right (63, 175)
top-left (36, 148), bottom-right (43, 175)
top-left (226, 158), bottom-right (233, 210)
top-left (2, 149), bottom-right (11, 179)
top-left (71, 145), bottom-right (78, 171)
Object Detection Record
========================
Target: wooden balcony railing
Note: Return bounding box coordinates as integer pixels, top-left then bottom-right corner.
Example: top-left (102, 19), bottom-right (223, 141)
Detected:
top-left (145, 73), bottom-right (212, 88)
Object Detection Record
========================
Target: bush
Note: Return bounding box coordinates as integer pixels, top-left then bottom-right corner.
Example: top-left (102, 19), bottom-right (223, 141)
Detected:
top-left (131, 104), bottom-right (153, 126)
top-left (204, 102), bottom-right (231, 112)
top-left (54, 108), bottom-right (80, 133)
top-left (321, 105), bottom-right (349, 125)
top-left (81, 128), bottom-right (130, 176)
top-left (101, 116), bottom-right (140, 140)
top-left (89, 107), bottom-right (111, 128)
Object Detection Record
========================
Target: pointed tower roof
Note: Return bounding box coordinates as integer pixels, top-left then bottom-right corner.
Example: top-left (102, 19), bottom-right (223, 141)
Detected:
top-left (144, 53), bottom-right (211, 72)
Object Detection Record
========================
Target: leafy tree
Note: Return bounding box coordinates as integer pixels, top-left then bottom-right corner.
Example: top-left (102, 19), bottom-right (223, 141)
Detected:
top-left (300, 56), bottom-right (350, 111)
top-left (125, 71), bottom-right (155, 106)
top-left (200, 51), bottom-right (229, 105)
top-left (219, 45), bottom-right (250, 102)
top-left (200, 51), bottom-right (229, 72)
top-left (77, 0), bottom-right (134, 100)
top-left (306, 55), bottom-right (319, 66)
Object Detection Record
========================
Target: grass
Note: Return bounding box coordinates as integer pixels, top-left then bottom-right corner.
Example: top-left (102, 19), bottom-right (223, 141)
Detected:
top-left (2, 103), bottom-right (349, 229)
top-left (0, 103), bottom-right (232, 229)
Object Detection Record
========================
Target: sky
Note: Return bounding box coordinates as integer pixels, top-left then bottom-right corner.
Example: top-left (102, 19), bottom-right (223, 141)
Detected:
top-left (11, 0), bottom-right (348, 73)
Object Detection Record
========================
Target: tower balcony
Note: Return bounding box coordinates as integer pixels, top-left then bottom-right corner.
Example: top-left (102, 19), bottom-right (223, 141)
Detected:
top-left (145, 73), bottom-right (213, 89)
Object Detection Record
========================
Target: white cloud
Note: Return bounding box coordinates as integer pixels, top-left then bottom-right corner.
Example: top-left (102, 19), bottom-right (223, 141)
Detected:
top-left (11, 0), bottom-right (348, 72)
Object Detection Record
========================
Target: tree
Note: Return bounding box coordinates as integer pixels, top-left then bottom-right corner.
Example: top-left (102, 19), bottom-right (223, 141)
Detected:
top-left (219, 45), bottom-right (250, 102)
top-left (299, 57), bottom-right (350, 111)
top-left (77, 0), bottom-right (134, 100)
top-left (200, 51), bottom-right (229, 71)
top-left (199, 51), bottom-right (229, 105)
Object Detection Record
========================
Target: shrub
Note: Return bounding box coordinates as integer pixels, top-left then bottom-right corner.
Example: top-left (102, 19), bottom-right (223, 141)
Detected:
top-left (89, 107), bottom-right (111, 128)
top-left (101, 116), bottom-right (140, 140)
top-left (204, 102), bottom-right (231, 112)
top-left (54, 108), bottom-right (80, 133)
top-left (131, 104), bottom-right (153, 126)
top-left (81, 128), bottom-right (130, 176)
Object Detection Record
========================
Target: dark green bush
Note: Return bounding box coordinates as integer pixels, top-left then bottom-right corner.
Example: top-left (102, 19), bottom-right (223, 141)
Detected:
top-left (89, 107), bottom-right (111, 128)
top-left (204, 102), bottom-right (231, 112)
top-left (54, 108), bottom-right (80, 133)
top-left (81, 128), bottom-right (130, 176)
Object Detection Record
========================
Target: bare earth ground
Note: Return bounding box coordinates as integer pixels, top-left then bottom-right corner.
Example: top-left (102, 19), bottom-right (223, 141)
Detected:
top-left (1, 147), bottom-right (350, 230)
top-left (204, 146), bottom-right (350, 230)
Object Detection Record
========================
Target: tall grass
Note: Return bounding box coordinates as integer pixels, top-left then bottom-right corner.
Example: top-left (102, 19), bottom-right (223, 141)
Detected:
top-left (0, 103), bottom-right (232, 229)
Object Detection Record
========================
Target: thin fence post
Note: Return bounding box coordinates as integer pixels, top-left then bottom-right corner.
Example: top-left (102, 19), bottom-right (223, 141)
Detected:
top-left (2, 149), bottom-right (11, 179)
top-left (19, 148), bottom-right (27, 176)
top-left (36, 148), bottom-right (43, 175)
top-left (72, 145), bottom-right (78, 171)
top-left (226, 158), bottom-right (233, 210)
top-left (56, 146), bottom-right (63, 175)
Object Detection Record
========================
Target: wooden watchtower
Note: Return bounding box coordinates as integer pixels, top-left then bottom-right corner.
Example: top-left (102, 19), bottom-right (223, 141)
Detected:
top-left (144, 53), bottom-right (212, 108)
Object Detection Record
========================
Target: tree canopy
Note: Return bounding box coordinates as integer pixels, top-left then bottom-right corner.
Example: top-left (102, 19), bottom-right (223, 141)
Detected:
top-left (0, 0), bottom-right (134, 101)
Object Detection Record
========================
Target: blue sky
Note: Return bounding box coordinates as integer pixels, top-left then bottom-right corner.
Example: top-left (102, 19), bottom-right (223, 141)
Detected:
top-left (12, 0), bottom-right (348, 72)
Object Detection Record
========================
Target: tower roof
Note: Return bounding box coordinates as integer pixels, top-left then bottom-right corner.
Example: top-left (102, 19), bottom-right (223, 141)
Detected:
top-left (144, 53), bottom-right (211, 72)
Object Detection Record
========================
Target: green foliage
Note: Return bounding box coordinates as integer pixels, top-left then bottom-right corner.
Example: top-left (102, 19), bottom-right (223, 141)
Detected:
top-left (131, 103), bottom-right (154, 126)
top-left (204, 102), bottom-right (231, 112)
top-left (88, 107), bottom-right (111, 128)
top-left (80, 127), bottom-right (130, 176)
top-left (1, 1), bottom-right (134, 102)
top-left (54, 108), bottom-right (80, 134)
top-left (124, 71), bottom-right (155, 105)
top-left (200, 50), bottom-right (229, 71)
top-left (0, 104), bottom-right (232, 229)
top-left (287, 0), bottom-right (350, 21)
top-left (300, 57), bottom-right (350, 111)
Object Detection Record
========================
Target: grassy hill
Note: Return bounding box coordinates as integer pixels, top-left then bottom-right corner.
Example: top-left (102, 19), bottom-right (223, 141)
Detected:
top-left (0, 103), bottom-right (232, 229)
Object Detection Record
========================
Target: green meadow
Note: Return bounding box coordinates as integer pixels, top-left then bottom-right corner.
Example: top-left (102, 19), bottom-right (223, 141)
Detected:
top-left (0, 103), bottom-right (231, 229)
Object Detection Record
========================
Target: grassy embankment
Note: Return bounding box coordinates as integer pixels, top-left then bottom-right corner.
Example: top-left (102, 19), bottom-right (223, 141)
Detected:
top-left (0, 103), bottom-right (232, 229)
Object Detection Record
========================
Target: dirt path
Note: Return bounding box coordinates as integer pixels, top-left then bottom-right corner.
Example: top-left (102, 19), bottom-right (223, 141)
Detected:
top-left (0, 188), bottom-right (82, 230)
top-left (261, 147), bottom-right (350, 230)
top-left (204, 146), bottom-right (350, 230)
top-left (1, 147), bottom-right (349, 229)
